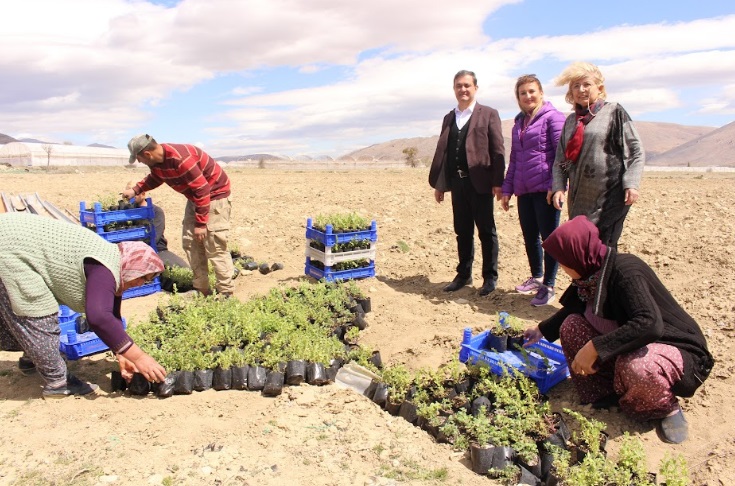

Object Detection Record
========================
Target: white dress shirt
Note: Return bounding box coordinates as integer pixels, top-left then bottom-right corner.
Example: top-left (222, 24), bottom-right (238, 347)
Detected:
top-left (454, 101), bottom-right (476, 130)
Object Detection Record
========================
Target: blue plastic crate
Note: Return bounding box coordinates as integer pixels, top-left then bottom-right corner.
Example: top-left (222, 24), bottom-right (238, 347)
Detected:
top-left (79, 198), bottom-right (155, 227)
top-left (305, 218), bottom-right (378, 247)
top-left (304, 258), bottom-right (375, 282)
top-left (59, 318), bottom-right (127, 360)
top-left (458, 328), bottom-right (570, 394)
top-left (58, 305), bottom-right (81, 334)
top-left (97, 224), bottom-right (154, 244)
top-left (122, 277), bottom-right (161, 299)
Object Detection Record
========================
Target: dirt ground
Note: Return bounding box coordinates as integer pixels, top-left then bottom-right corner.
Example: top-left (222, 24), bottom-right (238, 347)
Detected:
top-left (0, 167), bottom-right (733, 486)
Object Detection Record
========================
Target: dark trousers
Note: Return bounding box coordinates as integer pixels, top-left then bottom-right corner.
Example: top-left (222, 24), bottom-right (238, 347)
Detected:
top-left (450, 176), bottom-right (498, 283)
top-left (517, 192), bottom-right (560, 287)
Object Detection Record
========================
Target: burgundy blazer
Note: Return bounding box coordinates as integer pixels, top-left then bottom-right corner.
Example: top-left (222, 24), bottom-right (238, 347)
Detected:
top-left (428, 102), bottom-right (506, 194)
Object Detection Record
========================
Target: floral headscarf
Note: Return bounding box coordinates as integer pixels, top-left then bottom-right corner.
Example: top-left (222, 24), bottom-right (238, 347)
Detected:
top-left (117, 241), bottom-right (163, 286)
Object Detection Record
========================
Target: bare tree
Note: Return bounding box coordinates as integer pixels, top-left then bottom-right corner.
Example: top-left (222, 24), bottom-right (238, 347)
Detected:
top-left (402, 147), bottom-right (419, 168)
top-left (41, 144), bottom-right (54, 168)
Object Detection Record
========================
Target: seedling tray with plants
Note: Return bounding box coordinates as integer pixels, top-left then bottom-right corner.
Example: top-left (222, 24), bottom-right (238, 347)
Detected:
top-left (80, 197), bottom-right (157, 247)
top-left (80, 197), bottom-right (155, 227)
top-left (59, 318), bottom-right (127, 360)
top-left (458, 327), bottom-right (570, 394)
top-left (305, 240), bottom-right (377, 266)
top-left (305, 257), bottom-right (375, 282)
top-left (305, 217), bottom-right (378, 247)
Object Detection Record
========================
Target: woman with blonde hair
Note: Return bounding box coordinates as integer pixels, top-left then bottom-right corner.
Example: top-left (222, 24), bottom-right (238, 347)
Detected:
top-left (501, 74), bottom-right (566, 306)
top-left (550, 62), bottom-right (644, 246)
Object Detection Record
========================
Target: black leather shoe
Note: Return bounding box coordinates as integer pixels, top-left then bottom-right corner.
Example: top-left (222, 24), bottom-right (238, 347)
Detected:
top-left (478, 280), bottom-right (496, 296)
top-left (443, 276), bottom-right (472, 292)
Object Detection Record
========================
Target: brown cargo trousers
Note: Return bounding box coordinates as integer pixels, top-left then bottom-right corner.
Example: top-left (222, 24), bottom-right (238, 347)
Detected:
top-left (181, 197), bottom-right (235, 295)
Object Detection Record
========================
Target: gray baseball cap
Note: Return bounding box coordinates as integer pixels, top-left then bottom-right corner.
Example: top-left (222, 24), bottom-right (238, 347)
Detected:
top-left (127, 134), bottom-right (155, 164)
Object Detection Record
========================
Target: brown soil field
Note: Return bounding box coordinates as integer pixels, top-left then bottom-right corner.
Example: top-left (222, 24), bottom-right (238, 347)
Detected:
top-left (0, 167), bottom-right (733, 486)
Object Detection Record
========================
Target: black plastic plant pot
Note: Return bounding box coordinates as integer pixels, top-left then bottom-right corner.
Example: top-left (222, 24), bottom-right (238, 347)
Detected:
top-left (349, 302), bottom-right (365, 317)
top-left (244, 261), bottom-right (259, 271)
top-left (247, 365), bottom-right (267, 391)
top-left (356, 297), bottom-right (371, 314)
top-left (128, 372), bottom-right (151, 396)
top-left (385, 399), bottom-right (402, 416)
top-left (156, 372), bottom-right (178, 398)
top-left (516, 465), bottom-right (540, 485)
top-left (368, 350), bottom-right (383, 369)
top-left (363, 380), bottom-right (378, 400)
top-left (418, 417), bottom-right (441, 439)
top-left (470, 443), bottom-right (496, 475)
top-left (492, 446), bottom-right (516, 471)
top-left (231, 365), bottom-right (250, 390)
top-left (508, 336), bottom-right (525, 351)
top-left (306, 362), bottom-right (328, 386)
top-left (110, 370), bottom-right (127, 392)
top-left (487, 334), bottom-right (508, 353)
top-left (353, 314), bottom-right (368, 331)
top-left (326, 359), bottom-right (343, 382)
top-left (174, 370), bottom-right (194, 395)
top-left (371, 382), bottom-right (389, 407)
top-left (262, 370), bottom-right (285, 397)
top-left (471, 395), bottom-right (493, 416)
top-left (517, 454), bottom-right (542, 480)
top-left (193, 369), bottom-right (214, 392)
top-left (544, 471), bottom-right (561, 486)
top-left (398, 400), bottom-right (419, 424)
top-left (286, 360), bottom-right (307, 385)
top-left (212, 366), bottom-right (232, 391)
top-left (455, 378), bottom-right (471, 395)
top-left (331, 326), bottom-right (345, 340)
top-left (209, 345), bottom-right (226, 353)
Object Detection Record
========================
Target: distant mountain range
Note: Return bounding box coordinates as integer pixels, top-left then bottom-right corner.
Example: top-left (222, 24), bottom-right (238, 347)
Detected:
top-left (341, 120), bottom-right (733, 167)
top-left (2, 119), bottom-right (733, 166)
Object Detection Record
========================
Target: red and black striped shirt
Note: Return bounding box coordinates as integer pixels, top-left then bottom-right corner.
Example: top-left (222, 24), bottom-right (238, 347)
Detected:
top-left (134, 144), bottom-right (231, 228)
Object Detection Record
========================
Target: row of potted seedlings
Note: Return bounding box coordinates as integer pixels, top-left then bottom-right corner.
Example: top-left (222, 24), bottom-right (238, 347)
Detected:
top-left (118, 278), bottom-right (688, 485)
top-left (363, 358), bottom-right (688, 485)
top-left (119, 280), bottom-right (374, 397)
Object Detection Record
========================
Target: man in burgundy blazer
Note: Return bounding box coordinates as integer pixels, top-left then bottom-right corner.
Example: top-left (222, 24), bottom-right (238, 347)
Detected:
top-left (429, 70), bottom-right (506, 296)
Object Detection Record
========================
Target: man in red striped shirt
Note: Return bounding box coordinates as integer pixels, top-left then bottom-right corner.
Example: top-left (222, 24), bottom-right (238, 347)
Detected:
top-left (123, 134), bottom-right (235, 297)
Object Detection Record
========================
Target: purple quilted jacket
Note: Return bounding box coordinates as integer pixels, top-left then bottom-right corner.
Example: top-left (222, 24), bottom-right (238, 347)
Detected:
top-left (501, 101), bottom-right (566, 197)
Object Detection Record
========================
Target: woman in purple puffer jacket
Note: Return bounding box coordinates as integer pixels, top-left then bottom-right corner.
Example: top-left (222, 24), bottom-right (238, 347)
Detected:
top-left (501, 74), bottom-right (566, 306)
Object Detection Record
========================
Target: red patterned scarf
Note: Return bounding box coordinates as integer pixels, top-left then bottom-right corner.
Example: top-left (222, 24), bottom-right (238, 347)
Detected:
top-left (117, 241), bottom-right (164, 285)
top-left (562, 99), bottom-right (606, 168)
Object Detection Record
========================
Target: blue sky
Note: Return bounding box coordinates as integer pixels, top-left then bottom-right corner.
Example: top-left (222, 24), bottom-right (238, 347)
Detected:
top-left (1, 0), bottom-right (734, 158)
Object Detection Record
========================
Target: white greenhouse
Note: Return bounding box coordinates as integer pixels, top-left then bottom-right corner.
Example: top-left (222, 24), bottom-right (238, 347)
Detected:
top-left (0, 142), bottom-right (129, 167)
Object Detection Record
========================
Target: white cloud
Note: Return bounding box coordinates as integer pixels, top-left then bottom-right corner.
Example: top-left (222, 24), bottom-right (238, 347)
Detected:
top-left (0, 1), bottom-right (734, 153)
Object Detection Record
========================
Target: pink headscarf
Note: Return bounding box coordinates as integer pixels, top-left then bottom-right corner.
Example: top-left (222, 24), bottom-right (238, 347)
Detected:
top-left (117, 241), bottom-right (164, 284)
top-left (542, 215), bottom-right (607, 279)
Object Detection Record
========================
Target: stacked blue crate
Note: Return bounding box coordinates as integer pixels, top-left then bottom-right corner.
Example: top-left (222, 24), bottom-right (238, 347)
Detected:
top-left (304, 218), bottom-right (377, 282)
top-left (79, 198), bottom-right (161, 298)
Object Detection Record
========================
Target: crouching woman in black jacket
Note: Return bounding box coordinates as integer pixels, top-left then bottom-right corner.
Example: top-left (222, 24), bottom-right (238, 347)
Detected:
top-left (523, 215), bottom-right (713, 444)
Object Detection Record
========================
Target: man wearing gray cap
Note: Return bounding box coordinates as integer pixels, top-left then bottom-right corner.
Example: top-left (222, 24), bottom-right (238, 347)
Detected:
top-left (122, 134), bottom-right (235, 297)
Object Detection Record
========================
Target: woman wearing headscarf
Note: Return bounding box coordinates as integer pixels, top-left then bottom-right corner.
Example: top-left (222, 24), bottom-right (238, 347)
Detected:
top-left (501, 74), bottom-right (566, 306)
top-left (523, 216), bottom-right (714, 444)
top-left (551, 62), bottom-right (645, 247)
top-left (0, 213), bottom-right (167, 398)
